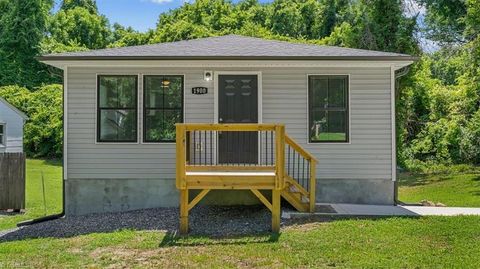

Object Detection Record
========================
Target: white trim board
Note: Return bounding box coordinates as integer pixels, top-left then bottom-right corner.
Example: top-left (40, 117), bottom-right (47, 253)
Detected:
top-left (63, 66), bottom-right (68, 180)
top-left (390, 66), bottom-right (397, 182)
top-left (213, 71), bottom-right (263, 124)
top-left (213, 71), bottom-right (263, 164)
top-left (43, 60), bottom-right (414, 70)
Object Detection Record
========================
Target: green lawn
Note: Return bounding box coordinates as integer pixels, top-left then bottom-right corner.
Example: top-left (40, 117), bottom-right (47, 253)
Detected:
top-left (0, 159), bottom-right (62, 230)
top-left (0, 217), bottom-right (479, 268)
top-left (1, 160), bottom-right (480, 268)
top-left (399, 171), bottom-right (480, 207)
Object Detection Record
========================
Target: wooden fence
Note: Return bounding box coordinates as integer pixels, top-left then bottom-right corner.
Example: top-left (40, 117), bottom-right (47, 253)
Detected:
top-left (0, 152), bottom-right (26, 210)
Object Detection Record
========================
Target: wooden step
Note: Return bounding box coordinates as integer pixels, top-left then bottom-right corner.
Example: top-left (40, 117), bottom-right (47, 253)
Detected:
top-left (281, 189), bottom-right (309, 212)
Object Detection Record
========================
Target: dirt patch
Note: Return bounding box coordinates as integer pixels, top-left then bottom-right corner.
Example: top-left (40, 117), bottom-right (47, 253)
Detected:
top-left (89, 245), bottom-right (212, 268)
top-left (283, 222), bottom-right (323, 232)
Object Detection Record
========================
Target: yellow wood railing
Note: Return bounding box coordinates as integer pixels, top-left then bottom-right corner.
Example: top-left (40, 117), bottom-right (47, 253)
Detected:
top-left (175, 123), bottom-right (317, 233)
top-left (285, 134), bottom-right (317, 212)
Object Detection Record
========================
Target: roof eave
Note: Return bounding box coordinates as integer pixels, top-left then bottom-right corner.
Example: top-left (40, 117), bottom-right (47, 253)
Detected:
top-left (37, 55), bottom-right (419, 62)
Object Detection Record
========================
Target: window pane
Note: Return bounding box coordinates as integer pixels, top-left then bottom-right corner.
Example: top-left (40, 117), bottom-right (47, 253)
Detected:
top-left (145, 76), bottom-right (182, 109)
top-left (329, 78), bottom-right (346, 108)
top-left (99, 109), bottom-right (137, 141)
top-left (145, 109), bottom-right (182, 142)
top-left (99, 76), bottom-right (136, 108)
top-left (163, 76), bottom-right (183, 109)
top-left (0, 124), bottom-right (3, 134)
top-left (311, 78), bottom-right (328, 108)
top-left (144, 76), bottom-right (164, 108)
top-left (326, 111), bottom-right (347, 141)
top-left (310, 110), bottom-right (327, 142)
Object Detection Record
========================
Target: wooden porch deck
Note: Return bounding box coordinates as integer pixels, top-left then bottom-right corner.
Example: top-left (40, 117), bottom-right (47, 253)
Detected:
top-left (175, 123), bottom-right (317, 234)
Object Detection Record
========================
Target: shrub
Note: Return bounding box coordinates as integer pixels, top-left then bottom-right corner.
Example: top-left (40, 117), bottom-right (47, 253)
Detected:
top-left (0, 84), bottom-right (62, 158)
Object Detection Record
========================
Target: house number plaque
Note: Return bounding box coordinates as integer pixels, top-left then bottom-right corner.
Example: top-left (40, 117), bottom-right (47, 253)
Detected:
top-left (192, 87), bottom-right (208, 95)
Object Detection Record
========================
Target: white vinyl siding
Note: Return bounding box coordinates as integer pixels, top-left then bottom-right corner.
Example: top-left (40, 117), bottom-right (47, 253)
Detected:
top-left (66, 66), bottom-right (392, 180)
top-left (0, 104), bottom-right (24, 153)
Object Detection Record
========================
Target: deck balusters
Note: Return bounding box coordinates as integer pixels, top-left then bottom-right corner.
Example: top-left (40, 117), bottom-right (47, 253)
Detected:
top-left (192, 131), bottom-right (196, 165)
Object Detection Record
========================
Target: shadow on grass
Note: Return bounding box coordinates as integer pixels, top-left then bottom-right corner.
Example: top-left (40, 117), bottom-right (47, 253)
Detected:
top-left (398, 172), bottom-right (452, 187)
top-left (0, 205), bottom-right (424, 245)
top-left (28, 158), bottom-right (63, 167)
top-left (159, 230), bottom-right (280, 247)
top-left (43, 159), bottom-right (62, 167)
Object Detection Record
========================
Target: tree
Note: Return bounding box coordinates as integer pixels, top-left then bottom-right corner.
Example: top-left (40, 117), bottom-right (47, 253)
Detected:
top-left (48, 1), bottom-right (111, 49)
top-left (109, 23), bottom-right (154, 48)
top-left (60, 0), bottom-right (98, 14)
top-left (0, 0), bottom-right (54, 88)
top-left (417, 0), bottom-right (468, 44)
top-left (348, 0), bottom-right (419, 54)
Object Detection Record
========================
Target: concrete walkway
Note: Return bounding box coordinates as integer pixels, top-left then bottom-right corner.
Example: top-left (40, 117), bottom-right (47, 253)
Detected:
top-left (283, 203), bottom-right (480, 219)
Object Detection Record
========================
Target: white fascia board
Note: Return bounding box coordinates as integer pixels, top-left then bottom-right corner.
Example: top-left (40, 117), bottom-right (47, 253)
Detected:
top-left (40, 60), bottom-right (415, 70)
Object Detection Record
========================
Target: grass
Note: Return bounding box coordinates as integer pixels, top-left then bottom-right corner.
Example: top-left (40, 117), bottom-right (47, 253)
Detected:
top-left (1, 160), bottom-right (480, 267)
top-left (398, 171), bottom-right (480, 207)
top-left (0, 217), bottom-right (479, 268)
top-left (312, 132), bottom-right (346, 142)
top-left (0, 159), bottom-right (62, 230)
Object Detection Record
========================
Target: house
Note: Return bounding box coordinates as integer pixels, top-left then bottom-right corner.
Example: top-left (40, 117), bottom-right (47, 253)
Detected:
top-left (39, 35), bottom-right (415, 232)
top-left (0, 98), bottom-right (28, 153)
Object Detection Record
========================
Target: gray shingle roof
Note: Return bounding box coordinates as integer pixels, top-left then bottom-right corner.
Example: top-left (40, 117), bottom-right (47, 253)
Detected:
top-left (39, 35), bottom-right (416, 61)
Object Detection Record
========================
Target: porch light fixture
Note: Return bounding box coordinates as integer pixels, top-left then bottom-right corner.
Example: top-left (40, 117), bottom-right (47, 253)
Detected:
top-left (204, 71), bottom-right (213, 81)
top-left (161, 78), bottom-right (170, 87)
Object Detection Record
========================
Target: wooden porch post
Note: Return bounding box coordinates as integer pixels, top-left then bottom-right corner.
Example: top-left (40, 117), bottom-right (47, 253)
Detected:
top-left (272, 189), bottom-right (281, 232)
top-left (180, 189), bottom-right (189, 234)
top-left (272, 124), bottom-right (285, 233)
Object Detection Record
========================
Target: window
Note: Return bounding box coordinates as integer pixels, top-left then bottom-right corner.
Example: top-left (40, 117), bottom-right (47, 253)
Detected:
top-left (143, 75), bottom-right (183, 142)
top-left (308, 75), bottom-right (349, 143)
top-left (0, 124), bottom-right (5, 146)
top-left (97, 75), bottom-right (138, 142)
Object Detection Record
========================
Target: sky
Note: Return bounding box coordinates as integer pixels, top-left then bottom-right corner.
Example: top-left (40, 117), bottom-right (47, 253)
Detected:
top-left (54, 0), bottom-right (272, 32)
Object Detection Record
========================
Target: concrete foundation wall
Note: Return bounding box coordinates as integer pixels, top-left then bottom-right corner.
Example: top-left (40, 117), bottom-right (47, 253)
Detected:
top-left (65, 178), bottom-right (393, 215)
top-left (65, 178), bottom-right (178, 215)
top-left (316, 178), bottom-right (394, 205)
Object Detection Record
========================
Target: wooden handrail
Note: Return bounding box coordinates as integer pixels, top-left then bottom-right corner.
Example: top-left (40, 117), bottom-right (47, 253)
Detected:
top-left (285, 134), bottom-right (317, 162)
top-left (178, 123), bottom-right (277, 132)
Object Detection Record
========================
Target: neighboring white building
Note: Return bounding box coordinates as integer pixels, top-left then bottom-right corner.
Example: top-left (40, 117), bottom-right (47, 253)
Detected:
top-left (0, 98), bottom-right (28, 153)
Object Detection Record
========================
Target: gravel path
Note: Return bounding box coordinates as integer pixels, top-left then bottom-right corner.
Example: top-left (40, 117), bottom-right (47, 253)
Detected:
top-left (0, 205), bottom-right (272, 242)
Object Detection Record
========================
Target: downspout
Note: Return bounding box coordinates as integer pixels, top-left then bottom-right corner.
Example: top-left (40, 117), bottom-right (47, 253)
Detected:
top-left (392, 66), bottom-right (410, 206)
top-left (17, 66), bottom-right (68, 227)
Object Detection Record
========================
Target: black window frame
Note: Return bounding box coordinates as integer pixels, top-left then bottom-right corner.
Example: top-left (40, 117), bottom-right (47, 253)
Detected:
top-left (96, 75), bottom-right (138, 143)
top-left (0, 123), bottom-right (5, 146)
top-left (143, 75), bottom-right (184, 143)
top-left (308, 75), bottom-right (349, 143)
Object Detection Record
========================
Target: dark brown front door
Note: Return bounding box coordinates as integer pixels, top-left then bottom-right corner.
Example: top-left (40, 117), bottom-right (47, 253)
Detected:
top-left (218, 74), bottom-right (258, 164)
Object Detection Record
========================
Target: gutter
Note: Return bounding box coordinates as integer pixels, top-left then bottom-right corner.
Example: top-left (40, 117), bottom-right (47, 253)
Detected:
top-left (393, 66), bottom-right (410, 206)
